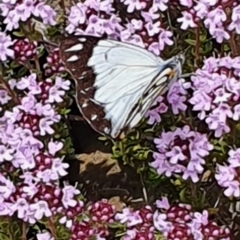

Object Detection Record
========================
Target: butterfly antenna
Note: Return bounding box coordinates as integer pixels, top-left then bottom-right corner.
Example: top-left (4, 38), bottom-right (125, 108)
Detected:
top-left (179, 45), bottom-right (194, 78)
top-left (180, 45), bottom-right (191, 55)
top-left (166, 10), bottom-right (177, 47)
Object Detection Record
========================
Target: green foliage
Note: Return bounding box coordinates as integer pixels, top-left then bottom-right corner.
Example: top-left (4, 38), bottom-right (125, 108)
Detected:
top-left (0, 217), bottom-right (22, 240)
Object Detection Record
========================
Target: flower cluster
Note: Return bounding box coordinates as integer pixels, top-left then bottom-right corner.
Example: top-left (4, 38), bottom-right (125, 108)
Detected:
top-left (65, 0), bottom-right (240, 53)
top-left (65, 0), bottom-right (174, 54)
top-left (70, 199), bottom-right (115, 240)
top-left (178, 0), bottom-right (239, 43)
top-left (151, 125), bottom-right (213, 182)
top-left (31, 196), bottom-right (231, 240)
top-left (146, 79), bottom-right (190, 125)
top-left (115, 205), bottom-right (154, 240)
top-left (0, 33), bottom-right (81, 231)
top-left (154, 197), bottom-right (230, 240)
top-left (0, 0), bottom-right (56, 31)
top-left (189, 56), bottom-right (240, 138)
top-left (0, 71), bottom-right (77, 224)
top-left (215, 148), bottom-right (240, 198)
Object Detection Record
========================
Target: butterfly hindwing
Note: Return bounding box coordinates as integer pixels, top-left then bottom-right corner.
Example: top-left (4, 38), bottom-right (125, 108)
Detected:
top-left (60, 36), bottom-right (112, 136)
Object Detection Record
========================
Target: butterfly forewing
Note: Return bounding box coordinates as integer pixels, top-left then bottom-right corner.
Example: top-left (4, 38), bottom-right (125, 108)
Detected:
top-left (60, 35), bottom-right (182, 139)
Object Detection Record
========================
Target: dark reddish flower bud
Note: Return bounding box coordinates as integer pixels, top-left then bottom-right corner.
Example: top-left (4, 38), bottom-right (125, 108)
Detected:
top-left (44, 49), bottom-right (65, 76)
top-left (13, 38), bottom-right (37, 63)
top-left (88, 199), bottom-right (115, 222)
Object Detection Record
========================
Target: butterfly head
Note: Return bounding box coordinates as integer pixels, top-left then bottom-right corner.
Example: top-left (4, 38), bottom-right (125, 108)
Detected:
top-left (164, 54), bottom-right (185, 81)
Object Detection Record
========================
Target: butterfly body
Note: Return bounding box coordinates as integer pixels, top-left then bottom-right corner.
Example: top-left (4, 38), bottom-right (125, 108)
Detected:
top-left (60, 35), bottom-right (184, 139)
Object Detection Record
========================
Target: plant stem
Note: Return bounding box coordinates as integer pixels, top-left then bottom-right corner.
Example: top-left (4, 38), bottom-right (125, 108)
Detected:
top-left (229, 33), bottom-right (238, 57)
top-left (194, 26), bottom-right (200, 69)
top-left (22, 222), bottom-right (27, 240)
top-left (0, 75), bottom-right (20, 105)
top-left (7, 217), bottom-right (13, 240)
top-left (33, 55), bottom-right (43, 81)
top-left (59, 0), bottom-right (66, 27)
top-left (48, 217), bottom-right (57, 239)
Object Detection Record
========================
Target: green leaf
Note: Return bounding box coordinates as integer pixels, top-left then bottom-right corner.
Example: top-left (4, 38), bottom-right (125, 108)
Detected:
top-left (199, 33), bottom-right (207, 42)
top-left (224, 43), bottom-right (230, 52)
top-left (54, 134), bottom-right (61, 139)
top-left (17, 67), bottom-right (28, 77)
top-left (13, 31), bottom-right (25, 37)
top-left (179, 187), bottom-right (188, 202)
top-left (108, 222), bottom-right (125, 229)
top-left (184, 39), bottom-right (196, 46)
top-left (148, 167), bottom-right (160, 180)
top-left (112, 144), bottom-right (123, 158)
top-left (10, 61), bottom-right (20, 69)
top-left (0, 232), bottom-right (9, 240)
top-left (98, 136), bottom-right (108, 141)
top-left (154, 233), bottom-right (165, 240)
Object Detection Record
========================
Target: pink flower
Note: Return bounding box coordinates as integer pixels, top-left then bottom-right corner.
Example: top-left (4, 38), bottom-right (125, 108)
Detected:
top-left (115, 208), bottom-right (143, 227)
top-left (85, 14), bottom-right (102, 36)
top-left (33, 2), bottom-right (56, 25)
top-left (39, 118), bottom-right (54, 136)
top-left (155, 197), bottom-right (170, 210)
top-left (0, 90), bottom-right (11, 105)
top-left (145, 21), bottom-right (161, 37)
top-left (148, 42), bottom-right (160, 55)
top-left (48, 140), bottom-right (63, 156)
top-left (51, 157), bottom-right (69, 177)
top-left (141, 7), bottom-right (160, 22)
top-left (182, 169), bottom-right (199, 183)
top-left (179, 0), bottom-right (193, 7)
top-left (61, 185), bottom-right (80, 208)
top-left (0, 202), bottom-right (13, 216)
top-left (30, 200), bottom-right (52, 220)
top-left (167, 82), bottom-right (188, 115)
top-left (36, 231), bottom-right (54, 240)
top-left (223, 180), bottom-right (240, 197)
top-left (228, 148), bottom-right (240, 168)
top-left (66, 2), bottom-right (87, 31)
top-left (228, 18), bottom-right (240, 34)
top-left (194, 2), bottom-right (209, 19)
top-left (99, 0), bottom-right (114, 14)
top-left (231, 5), bottom-right (240, 22)
top-left (14, 0), bottom-right (34, 22)
top-left (131, 19), bottom-right (143, 30)
top-left (158, 30), bottom-right (173, 50)
top-left (152, 0), bottom-right (168, 12)
top-left (177, 11), bottom-right (196, 30)
top-left (209, 26), bottom-right (230, 43)
top-left (0, 176), bottom-right (15, 200)
top-left (121, 0), bottom-right (142, 13)
top-left (0, 32), bottom-right (14, 61)
top-left (4, 11), bottom-right (21, 30)
top-left (233, 104), bottom-right (240, 121)
top-left (0, 145), bottom-right (14, 162)
top-left (11, 198), bottom-right (29, 219)
top-left (213, 88), bottom-right (231, 103)
top-left (212, 103), bottom-right (233, 122)
top-left (205, 7), bottom-right (227, 27)
top-left (215, 165), bottom-right (236, 185)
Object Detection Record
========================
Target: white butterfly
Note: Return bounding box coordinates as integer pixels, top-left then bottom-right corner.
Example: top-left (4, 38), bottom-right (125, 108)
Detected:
top-left (60, 36), bottom-right (184, 139)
